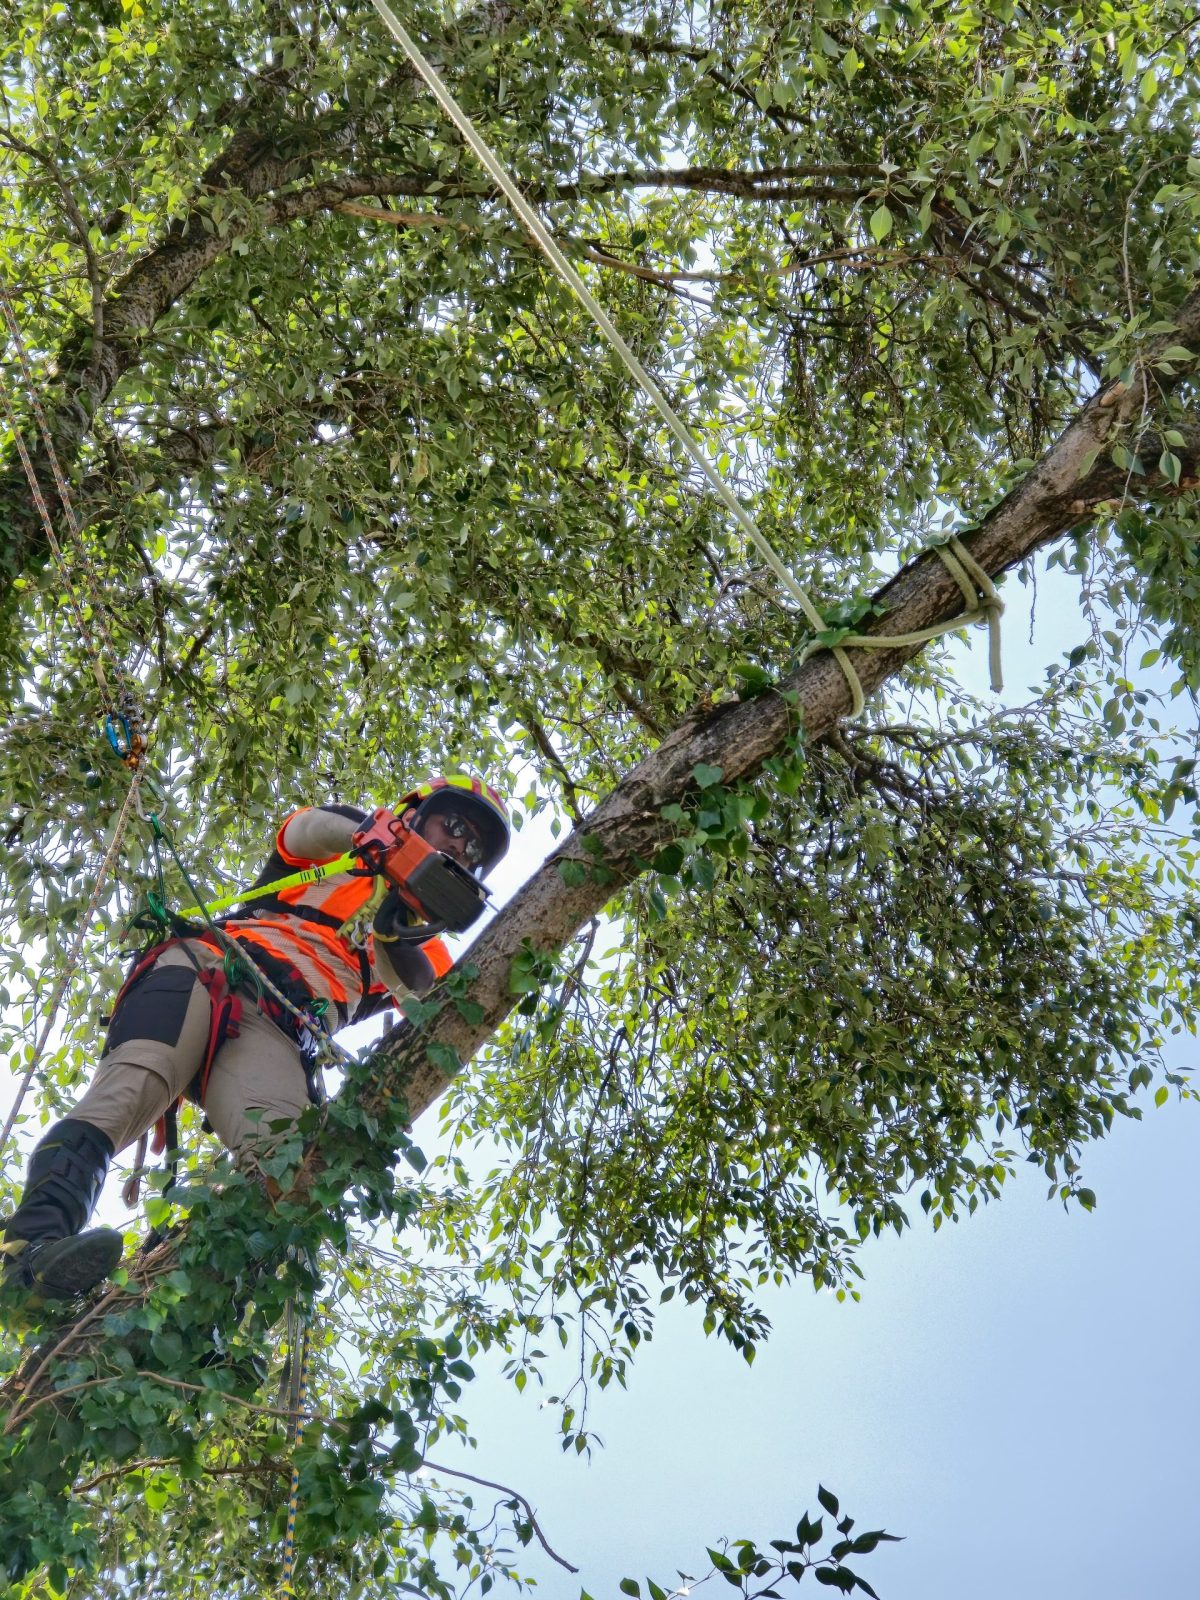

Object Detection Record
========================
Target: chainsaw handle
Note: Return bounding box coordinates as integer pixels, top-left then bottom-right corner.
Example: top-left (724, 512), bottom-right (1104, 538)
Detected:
top-left (351, 807), bottom-right (429, 884)
top-left (351, 808), bottom-right (489, 932)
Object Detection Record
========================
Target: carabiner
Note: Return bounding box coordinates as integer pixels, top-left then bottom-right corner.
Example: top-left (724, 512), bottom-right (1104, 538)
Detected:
top-left (105, 713), bottom-right (134, 759)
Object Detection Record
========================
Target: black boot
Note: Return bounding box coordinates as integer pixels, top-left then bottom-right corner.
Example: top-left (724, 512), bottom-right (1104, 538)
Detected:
top-left (1, 1119), bottom-right (123, 1299)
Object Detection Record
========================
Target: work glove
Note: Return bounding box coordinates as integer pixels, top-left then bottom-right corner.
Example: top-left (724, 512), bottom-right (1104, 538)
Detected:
top-left (372, 885), bottom-right (433, 943)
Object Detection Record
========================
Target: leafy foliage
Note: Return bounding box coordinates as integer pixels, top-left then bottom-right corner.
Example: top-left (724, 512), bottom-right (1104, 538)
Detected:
top-left (1, 0), bottom-right (1199, 1594)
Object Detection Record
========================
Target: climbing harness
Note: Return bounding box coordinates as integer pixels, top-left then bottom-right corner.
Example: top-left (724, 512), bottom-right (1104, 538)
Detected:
top-left (132, 808), bottom-right (361, 1087)
top-left (368, 0), bottom-right (1004, 714)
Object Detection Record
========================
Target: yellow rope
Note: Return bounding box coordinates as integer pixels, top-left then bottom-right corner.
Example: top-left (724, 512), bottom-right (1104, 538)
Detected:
top-left (279, 1315), bottom-right (312, 1597)
top-left (810, 538), bottom-right (1005, 693)
top-left (368, 2), bottom-right (1005, 710)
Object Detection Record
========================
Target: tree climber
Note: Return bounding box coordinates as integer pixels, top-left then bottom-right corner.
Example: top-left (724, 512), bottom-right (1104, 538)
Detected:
top-left (0, 775), bottom-right (510, 1302)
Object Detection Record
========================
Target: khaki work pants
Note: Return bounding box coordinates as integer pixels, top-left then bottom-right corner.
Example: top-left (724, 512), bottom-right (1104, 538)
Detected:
top-left (71, 942), bottom-right (312, 1159)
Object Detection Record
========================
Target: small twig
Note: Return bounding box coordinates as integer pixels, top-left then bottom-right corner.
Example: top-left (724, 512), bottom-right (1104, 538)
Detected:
top-left (76, 1456), bottom-right (289, 1494)
top-left (5, 1368), bottom-right (311, 1434)
top-left (421, 1458), bottom-right (579, 1573)
top-left (0, 130), bottom-right (106, 375)
top-left (517, 701), bottom-right (587, 823)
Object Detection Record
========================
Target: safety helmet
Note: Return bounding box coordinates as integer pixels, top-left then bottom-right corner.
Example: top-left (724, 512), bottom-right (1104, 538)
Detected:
top-left (400, 773), bottom-right (510, 878)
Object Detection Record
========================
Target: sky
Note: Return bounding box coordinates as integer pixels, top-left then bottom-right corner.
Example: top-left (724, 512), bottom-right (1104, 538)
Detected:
top-left (2, 556), bottom-right (1196, 1600)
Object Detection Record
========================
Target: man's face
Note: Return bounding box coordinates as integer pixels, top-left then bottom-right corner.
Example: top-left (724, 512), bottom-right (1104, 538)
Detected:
top-left (419, 809), bottom-right (486, 873)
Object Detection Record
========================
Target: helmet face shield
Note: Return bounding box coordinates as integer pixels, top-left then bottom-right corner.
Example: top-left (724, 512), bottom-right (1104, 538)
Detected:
top-left (404, 776), bottom-right (510, 879)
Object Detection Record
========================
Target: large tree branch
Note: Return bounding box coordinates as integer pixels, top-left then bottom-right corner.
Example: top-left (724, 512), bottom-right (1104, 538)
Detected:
top-left (1, 287), bottom-right (1197, 1432)
top-left (358, 284), bottom-right (1200, 1123)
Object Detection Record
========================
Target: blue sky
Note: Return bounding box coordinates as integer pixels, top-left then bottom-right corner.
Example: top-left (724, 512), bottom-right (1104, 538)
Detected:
top-left (444, 1079), bottom-right (1196, 1600)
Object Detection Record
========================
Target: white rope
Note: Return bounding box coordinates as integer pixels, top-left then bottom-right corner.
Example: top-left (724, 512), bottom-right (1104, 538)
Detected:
top-left (0, 768), bottom-right (145, 1161)
top-left (367, 1), bottom-right (1003, 708)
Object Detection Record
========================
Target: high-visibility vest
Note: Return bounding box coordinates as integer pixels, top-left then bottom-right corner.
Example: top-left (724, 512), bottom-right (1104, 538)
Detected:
top-left (213, 805), bottom-right (451, 1025)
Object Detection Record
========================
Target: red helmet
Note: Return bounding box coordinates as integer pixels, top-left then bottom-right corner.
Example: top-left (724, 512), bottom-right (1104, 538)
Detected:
top-left (399, 773), bottom-right (510, 878)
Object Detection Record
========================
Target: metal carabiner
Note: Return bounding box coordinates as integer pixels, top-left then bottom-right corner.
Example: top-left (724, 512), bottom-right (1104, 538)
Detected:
top-left (105, 713), bottom-right (134, 759)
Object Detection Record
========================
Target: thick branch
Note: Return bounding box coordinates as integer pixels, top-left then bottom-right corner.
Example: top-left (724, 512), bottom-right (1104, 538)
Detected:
top-left (357, 287), bottom-right (1200, 1124)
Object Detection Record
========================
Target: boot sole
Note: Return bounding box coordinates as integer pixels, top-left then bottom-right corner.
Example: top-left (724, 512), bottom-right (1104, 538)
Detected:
top-left (32, 1230), bottom-right (124, 1300)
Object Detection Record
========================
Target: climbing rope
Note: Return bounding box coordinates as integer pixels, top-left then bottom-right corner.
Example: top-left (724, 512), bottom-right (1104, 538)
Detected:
top-left (3, 275), bottom-right (343, 1600)
top-left (368, 0), bottom-right (1004, 712)
top-left (0, 281), bottom-right (354, 1180)
top-left (0, 764), bottom-right (145, 1163)
top-left (0, 283), bottom-right (156, 1166)
top-left (279, 1308), bottom-right (313, 1598)
top-left (0, 280), bottom-right (146, 751)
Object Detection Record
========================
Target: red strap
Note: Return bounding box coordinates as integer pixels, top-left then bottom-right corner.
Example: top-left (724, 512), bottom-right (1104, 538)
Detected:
top-left (194, 966), bottom-right (243, 1108)
top-left (141, 957), bottom-right (244, 1153)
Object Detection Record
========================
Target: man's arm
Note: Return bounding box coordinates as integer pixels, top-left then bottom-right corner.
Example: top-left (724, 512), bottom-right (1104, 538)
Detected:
top-left (373, 936), bottom-right (437, 998)
top-left (371, 887), bottom-right (440, 997)
top-left (277, 804), bottom-right (365, 863)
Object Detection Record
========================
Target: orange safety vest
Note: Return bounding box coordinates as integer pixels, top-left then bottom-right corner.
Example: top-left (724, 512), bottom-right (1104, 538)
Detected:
top-left (211, 806), bottom-right (451, 1026)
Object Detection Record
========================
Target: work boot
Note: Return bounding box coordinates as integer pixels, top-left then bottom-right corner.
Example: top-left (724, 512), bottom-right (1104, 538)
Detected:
top-left (1, 1119), bottom-right (123, 1299)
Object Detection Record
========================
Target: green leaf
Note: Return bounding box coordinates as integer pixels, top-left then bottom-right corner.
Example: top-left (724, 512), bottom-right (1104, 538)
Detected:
top-left (869, 204), bottom-right (893, 243)
top-left (815, 1569), bottom-right (855, 1592)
